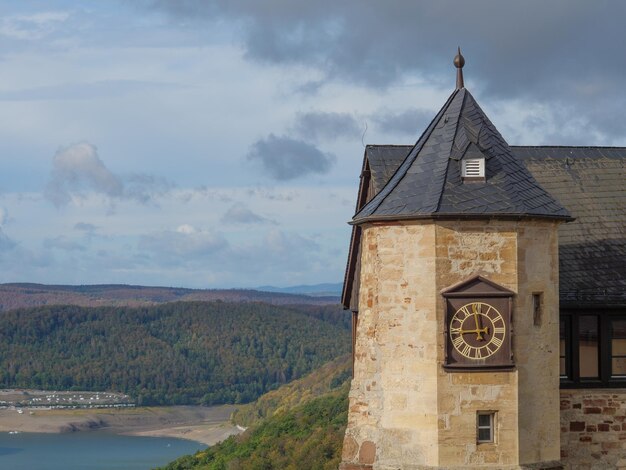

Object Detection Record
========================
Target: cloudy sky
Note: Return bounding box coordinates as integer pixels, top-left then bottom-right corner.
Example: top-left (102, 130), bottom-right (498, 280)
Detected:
top-left (0, 1), bottom-right (624, 288)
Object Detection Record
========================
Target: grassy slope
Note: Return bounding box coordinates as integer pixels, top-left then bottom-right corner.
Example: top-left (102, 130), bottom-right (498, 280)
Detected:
top-left (232, 354), bottom-right (351, 427)
top-left (161, 385), bottom-right (349, 470)
top-left (160, 356), bottom-right (352, 470)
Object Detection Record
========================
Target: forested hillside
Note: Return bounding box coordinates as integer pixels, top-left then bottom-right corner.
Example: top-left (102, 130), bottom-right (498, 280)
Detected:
top-left (0, 302), bottom-right (349, 405)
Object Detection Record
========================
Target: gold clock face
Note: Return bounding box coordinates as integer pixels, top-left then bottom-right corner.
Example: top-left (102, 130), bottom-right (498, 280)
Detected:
top-left (449, 301), bottom-right (506, 360)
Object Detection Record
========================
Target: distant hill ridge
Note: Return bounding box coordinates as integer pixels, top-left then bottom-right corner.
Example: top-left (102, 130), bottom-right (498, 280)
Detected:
top-left (257, 282), bottom-right (343, 297)
top-left (0, 283), bottom-right (339, 312)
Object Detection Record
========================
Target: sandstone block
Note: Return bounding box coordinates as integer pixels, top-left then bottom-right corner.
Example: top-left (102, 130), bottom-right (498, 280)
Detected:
top-left (342, 435), bottom-right (359, 461)
top-left (359, 441), bottom-right (376, 465)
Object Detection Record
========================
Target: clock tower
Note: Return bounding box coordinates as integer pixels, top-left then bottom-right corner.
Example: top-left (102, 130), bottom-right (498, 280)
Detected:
top-left (340, 51), bottom-right (572, 469)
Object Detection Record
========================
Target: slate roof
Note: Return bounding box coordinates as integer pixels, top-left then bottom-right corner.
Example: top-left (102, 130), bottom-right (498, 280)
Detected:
top-left (366, 145), bottom-right (410, 194)
top-left (515, 147), bottom-right (626, 306)
top-left (366, 145), bottom-right (409, 193)
top-left (343, 145), bottom-right (626, 309)
top-left (352, 88), bottom-right (572, 224)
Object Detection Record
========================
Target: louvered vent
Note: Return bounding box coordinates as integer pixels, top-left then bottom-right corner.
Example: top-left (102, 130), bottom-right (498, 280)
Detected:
top-left (462, 158), bottom-right (485, 179)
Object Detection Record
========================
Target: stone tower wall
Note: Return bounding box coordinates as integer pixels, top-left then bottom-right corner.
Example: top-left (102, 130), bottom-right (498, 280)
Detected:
top-left (515, 222), bottom-right (561, 465)
top-left (341, 219), bottom-right (561, 469)
top-left (342, 221), bottom-right (440, 468)
top-left (434, 220), bottom-right (561, 467)
top-left (434, 221), bottom-right (520, 467)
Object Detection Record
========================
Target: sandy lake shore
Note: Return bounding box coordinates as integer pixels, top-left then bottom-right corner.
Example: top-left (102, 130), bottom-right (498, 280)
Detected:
top-left (0, 405), bottom-right (243, 446)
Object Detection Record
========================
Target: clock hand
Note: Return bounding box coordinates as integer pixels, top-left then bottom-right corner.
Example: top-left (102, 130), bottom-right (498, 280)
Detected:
top-left (460, 327), bottom-right (489, 335)
top-left (472, 304), bottom-right (484, 341)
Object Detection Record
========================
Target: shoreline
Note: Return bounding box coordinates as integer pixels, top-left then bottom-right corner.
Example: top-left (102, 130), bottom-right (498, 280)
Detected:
top-left (0, 405), bottom-right (243, 446)
top-left (123, 422), bottom-right (242, 446)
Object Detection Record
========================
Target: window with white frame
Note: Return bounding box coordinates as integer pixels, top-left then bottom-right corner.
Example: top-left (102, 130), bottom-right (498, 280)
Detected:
top-left (477, 411), bottom-right (495, 443)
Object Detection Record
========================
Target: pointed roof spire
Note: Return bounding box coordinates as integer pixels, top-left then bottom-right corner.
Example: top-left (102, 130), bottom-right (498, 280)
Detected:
top-left (454, 47), bottom-right (465, 89)
top-left (350, 86), bottom-right (572, 225)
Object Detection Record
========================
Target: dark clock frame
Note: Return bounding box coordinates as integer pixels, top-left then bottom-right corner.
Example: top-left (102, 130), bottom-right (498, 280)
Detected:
top-left (442, 275), bottom-right (515, 371)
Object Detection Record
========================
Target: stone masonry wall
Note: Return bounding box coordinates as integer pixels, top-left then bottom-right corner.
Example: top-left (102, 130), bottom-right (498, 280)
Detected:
top-left (560, 389), bottom-right (626, 469)
top-left (513, 222), bottom-right (562, 465)
top-left (434, 220), bottom-right (561, 468)
top-left (434, 221), bottom-right (520, 468)
top-left (341, 219), bottom-right (563, 469)
top-left (342, 221), bottom-right (440, 469)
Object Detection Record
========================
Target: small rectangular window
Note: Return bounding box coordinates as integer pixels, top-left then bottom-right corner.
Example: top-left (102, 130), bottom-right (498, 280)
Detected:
top-left (477, 412), bottom-right (495, 443)
top-left (533, 293), bottom-right (543, 326)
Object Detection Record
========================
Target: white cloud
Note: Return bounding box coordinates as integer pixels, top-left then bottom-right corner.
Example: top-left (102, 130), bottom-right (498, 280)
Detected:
top-left (0, 207), bottom-right (8, 227)
top-left (45, 142), bottom-right (123, 207)
top-left (134, 221), bottom-right (326, 285)
top-left (0, 228), bottom-right (16, 253)
top-left (221, 203), bottom-right (276, 225)
top-left (263, 229), bottom-right (318, 257)
top-left (74, 222), bottom-right (98, 233)
top-left (43, 236), bottom-right (85, 252)
top-left (44, 142), bottom-right (172, 208)
top-left (139, 227), bottom-right (229, 262)
top-left (0, 80), bottom-right (184, 102)
top-left (176, 224), bottom-right (197, 234)
top-left (0, 11), bottom-right (70, 41)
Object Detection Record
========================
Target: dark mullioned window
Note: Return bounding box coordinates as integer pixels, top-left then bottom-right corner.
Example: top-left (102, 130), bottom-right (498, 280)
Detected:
top-left (560, 310), bottom-right (626, 388)
top-left (560, 316), bottom-right (570, 378)
top-left (611, 320), bottom-right (626, 377)
top-left (579, 315), bottom-right (599, 378)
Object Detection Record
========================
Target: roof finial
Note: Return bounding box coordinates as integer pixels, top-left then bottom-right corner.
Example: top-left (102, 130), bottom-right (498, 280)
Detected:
top-left (454, 46), bottom-right (465, 89)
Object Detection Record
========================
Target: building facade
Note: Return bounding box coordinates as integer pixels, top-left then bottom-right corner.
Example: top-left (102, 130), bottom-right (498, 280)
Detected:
top-left (340, 53), bottom-right (626, 469)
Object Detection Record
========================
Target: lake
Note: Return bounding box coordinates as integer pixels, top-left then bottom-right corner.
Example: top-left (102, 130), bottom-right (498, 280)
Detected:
top-left (0, 432), bottom-right (204, 470)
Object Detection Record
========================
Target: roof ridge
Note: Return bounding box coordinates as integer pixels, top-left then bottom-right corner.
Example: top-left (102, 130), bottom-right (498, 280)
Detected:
top-left (464, 91), bottom-right (559, 214)
top-left (511, 145), bottom-right (626, 149)
top-left (353, 89), bottom-right (460, 220)
top-left (365, 144), bottom-right (414, 148)
top-left (366, 144), bottom-right (626, 151)
top-left (435, 90), bottom-right (466, 213)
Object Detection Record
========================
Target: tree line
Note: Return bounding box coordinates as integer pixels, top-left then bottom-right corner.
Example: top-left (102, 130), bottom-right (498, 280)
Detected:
top-left (0, 301), bottom-right (349, 405)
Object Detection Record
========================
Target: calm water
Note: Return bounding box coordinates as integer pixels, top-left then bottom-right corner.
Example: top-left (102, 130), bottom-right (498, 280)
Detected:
top-left (0, 432), bottom-right (204, 470)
